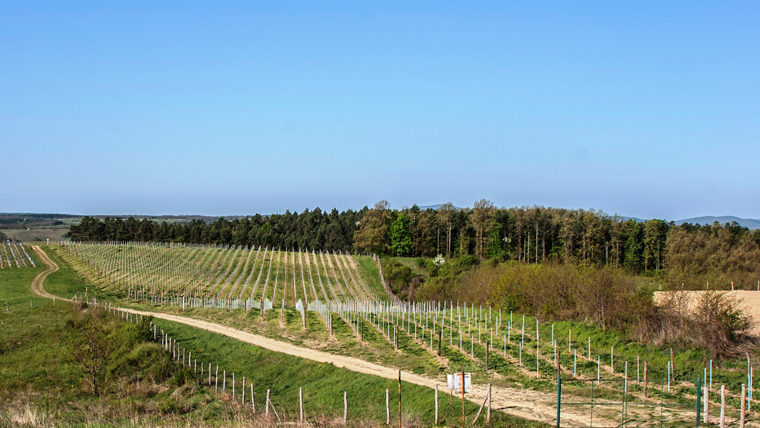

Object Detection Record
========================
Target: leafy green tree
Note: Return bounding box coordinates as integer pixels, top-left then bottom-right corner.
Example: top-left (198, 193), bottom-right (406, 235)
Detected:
top-left (390, 212), bottom-right (413, 256)
top-left (623, 220), bottom-right (643, 272)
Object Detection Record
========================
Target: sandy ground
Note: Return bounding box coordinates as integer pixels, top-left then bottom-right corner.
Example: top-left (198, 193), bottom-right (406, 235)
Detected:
top-left (29, 245), bottom-right (624, 427)
top-left (654, 290), bottom-right (760, 334)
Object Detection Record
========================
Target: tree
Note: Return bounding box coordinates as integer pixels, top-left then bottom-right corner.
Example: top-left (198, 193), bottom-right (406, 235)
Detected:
top-left (437, 203), bottom-right (456, 258)
top-left (67, 306), bottom-right (115, 395)
top-left (469, 199), bottom-right (495, 259)
top-left (643, 219), bottom-right (669, 271)
top-left (389, 213), bottom-right (413, 256)
top-left (353, 201), bottom-right (392, 254)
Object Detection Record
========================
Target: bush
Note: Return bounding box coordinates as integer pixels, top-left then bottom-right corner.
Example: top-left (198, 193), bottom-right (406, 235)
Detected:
top-left (381, 258), bottom-right (420, 301)
top-left (656, 291), bottom-right (752, 358)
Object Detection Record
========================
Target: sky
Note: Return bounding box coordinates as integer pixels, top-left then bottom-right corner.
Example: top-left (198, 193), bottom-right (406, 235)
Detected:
top-left (2, 2), bottom-right (759, 220)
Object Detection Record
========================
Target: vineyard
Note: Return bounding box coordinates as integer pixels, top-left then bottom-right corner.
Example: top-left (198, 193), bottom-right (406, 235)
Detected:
top-left (0, 241), bottom-right (36, 269)
top-left (64, 241), bottom-right (381, 307)
top-left (58, 241), bottom-right (759, 427)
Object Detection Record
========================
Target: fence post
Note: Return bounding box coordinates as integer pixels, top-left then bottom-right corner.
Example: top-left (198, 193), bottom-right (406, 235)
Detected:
top-left (704, 384), bottom-right (709, 424)
top-left (435, 385), bottom-right (439, 425)
top-left (438, 330), bottom-right (442, 355)
top-left (266, 389), bottom-right (270, 415)
top-left (741, 384), bottom-right (746, 428)
top-left (487, 383), bottom-right (491, 423)
top-left (696, 377), bottom-right (701, 428)
top-left (720, 385), bottom-right (725, 428)
top-left (556, 374), bottom-right (562, 428)
top-left (398, 370), bottom-right (402, 428)
top-left (386, 389), bottom-right (390, 425)
top-left (344, 391), bottom-right (348, 424)
top-left (644, 359), bottom-right (648, 398)
top-left (300, 387), bottom-right (303, 424)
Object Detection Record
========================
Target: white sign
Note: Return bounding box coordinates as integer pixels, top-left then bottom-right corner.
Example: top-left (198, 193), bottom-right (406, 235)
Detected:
top-left (447, 373), bottom-right (471, 393)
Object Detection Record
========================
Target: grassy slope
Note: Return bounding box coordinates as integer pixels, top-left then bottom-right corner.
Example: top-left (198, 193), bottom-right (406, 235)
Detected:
top-left (353, 255), bottom-right (388, 301)
top-left (3, 245), bottom-right (547, 427)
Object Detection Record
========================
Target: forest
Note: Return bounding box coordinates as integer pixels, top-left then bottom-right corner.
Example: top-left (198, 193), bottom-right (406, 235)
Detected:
top-left (67, 200), bottom-right (760, 287)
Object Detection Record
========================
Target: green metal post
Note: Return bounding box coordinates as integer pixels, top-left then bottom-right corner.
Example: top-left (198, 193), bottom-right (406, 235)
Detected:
top-left (696, 377), bottom-right (701, 427)
top-left (556, 375), bottom-right (561, 428)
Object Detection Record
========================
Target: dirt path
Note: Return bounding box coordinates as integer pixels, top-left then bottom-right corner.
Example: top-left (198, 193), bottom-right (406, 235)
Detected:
top-left (30, 246), bottom-right (59, 299)
top-left (29, 245), bottom-right (605, 427)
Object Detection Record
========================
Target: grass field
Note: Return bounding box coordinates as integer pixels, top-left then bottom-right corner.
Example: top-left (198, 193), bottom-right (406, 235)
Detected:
top-left (2, 227), bottom-right (69, 242)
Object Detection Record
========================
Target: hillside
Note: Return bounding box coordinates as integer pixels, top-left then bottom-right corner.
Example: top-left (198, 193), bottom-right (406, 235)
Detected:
top-left (675, 216), bottom-right (760, 230)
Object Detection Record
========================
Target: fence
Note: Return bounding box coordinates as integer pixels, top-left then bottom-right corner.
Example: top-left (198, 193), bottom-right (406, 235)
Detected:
top-left (557, 374), bottom-right (753, 428)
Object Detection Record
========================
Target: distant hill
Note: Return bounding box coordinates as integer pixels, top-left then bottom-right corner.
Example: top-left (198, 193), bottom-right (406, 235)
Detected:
top-left (417, 204), bottom-right (463, 210)
top-left (675, 216), bottom-right (760, 230)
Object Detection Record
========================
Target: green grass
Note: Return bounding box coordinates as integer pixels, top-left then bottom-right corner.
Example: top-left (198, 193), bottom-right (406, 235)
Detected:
top-left (153, 316), bottom-right (548, 426)
top-left (353, 255), bottom-right (388, 301)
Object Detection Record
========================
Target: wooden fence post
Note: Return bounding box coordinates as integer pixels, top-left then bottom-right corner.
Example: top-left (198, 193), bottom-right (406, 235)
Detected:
top-left (471, 386), bottom-right (489, 425)
top-left (215, 366), bottom-right (219, 393)
top-left (643, 359), bottom-right (648, 398)
top-left (741, 384), bottom-right (746, 428)
top-left (462, 370), bottom-right (465, 428)
top-left (704, 385), bottom-right (708, 424)
top-left (720, 385), bottom-right (726, 428)
top-left (266, 389), bottom-right (270, 415)
top-left (300, 387), bottom-right (304, 424)
top-left (398, 370), bottom-right (402, 428)
top-left (242, 377), bottom-right (246, 404)
top-left (435, 385), bottom-right (439, 425)
top-left (344, 391), bottom-right (348, 424)
top-left (223, 370), bottom-right (226, 393)
top-left (487, 383), bottom-right (491, 423)
top-left (438, 330), bottom-right (442, 355)
top-left (386, 389), bottom-right (390, 425)
top-left (251, 384), bottom-right (256, 413)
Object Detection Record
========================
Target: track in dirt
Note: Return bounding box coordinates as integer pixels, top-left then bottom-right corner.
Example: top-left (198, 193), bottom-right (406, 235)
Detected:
top-left (31, 246), bottom-right (59, 299)
top-left (29, 245), bottom-right (600, 427)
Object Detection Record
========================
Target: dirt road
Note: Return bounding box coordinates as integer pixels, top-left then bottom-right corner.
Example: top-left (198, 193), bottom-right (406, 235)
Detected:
top-left (31, 246), bottom-right (59, 299)
top-left (30, 245), bottom-right (604, 427)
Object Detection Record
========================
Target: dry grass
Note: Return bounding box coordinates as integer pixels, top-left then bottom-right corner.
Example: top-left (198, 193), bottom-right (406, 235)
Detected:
top-left (0, 397), bottom-right (424, 428)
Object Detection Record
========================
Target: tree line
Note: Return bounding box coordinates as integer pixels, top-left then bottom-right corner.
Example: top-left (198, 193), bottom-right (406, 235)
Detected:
top-left (67, 200), bottom-right (760, 281)
top-left (67, 208), bottom-right (363, 253)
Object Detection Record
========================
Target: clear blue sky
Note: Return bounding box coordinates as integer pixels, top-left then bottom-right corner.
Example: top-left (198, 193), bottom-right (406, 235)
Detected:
top-left (2, 2), bottom-right (759, 220)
